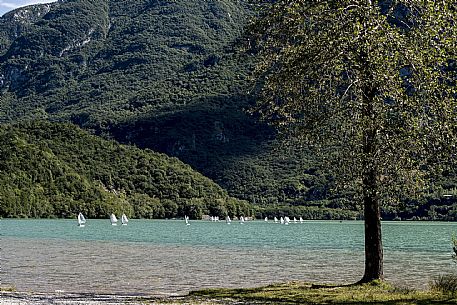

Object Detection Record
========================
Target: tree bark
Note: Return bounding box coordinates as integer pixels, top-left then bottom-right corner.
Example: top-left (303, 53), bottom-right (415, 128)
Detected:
top-left (360, 175), bottom-right (384, 282)
top-left (359, 83), bottom-right (384, 283)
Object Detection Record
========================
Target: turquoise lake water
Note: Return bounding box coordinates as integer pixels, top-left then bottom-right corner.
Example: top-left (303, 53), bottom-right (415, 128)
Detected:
top-left (1, 219), bottom-right (456, 295)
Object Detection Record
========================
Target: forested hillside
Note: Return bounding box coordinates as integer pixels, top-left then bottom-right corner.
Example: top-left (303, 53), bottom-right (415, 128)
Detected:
top-left (0, 121), bottom-right (251, 219)
top-left (0, 0), bottom-right (456, 220)
top-left (0, 0), bottom-right (322, 206)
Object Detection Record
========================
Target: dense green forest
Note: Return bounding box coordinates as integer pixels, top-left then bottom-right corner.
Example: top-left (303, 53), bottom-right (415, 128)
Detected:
top-left (0, 0), bottom-right (456, 220)
top-left (0, 121), bottom-right (252, 219)
top-left (0, 0), bottom-right (324, 207)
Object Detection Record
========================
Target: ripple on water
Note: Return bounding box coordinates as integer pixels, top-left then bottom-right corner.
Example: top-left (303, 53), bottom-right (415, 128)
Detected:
top-left (1, 219), bottom-right (457, 293)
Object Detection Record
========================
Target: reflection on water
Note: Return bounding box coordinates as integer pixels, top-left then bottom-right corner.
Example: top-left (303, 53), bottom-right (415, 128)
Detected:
top-left (1, 220), bottom-right (457, 294)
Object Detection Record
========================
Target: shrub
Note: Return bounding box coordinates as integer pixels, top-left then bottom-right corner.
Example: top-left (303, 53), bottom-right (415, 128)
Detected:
top-left (430, 275), bottom-right (457, 294)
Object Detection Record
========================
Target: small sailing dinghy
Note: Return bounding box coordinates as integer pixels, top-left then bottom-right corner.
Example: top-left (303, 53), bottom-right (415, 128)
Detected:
top-left (110, 213), bottom-right (118, 225)
top-left (185, 215), bottom-right (190, 225)
top-left (121, 213), bottom-right (128, 225)
top-left (226, 215), bottom-right (231, 224)
top-left (77, 212), bottom-right (86, 227)
top-left (240, 216), bottom-right (245, 224)
top-left (274, 217), bottom-right (278, 223)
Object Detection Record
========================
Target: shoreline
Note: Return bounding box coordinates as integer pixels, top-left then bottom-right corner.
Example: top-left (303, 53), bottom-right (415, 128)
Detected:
top-left (0, 291), bottom-right (225, 305)
top-left (0, 291), bottom-right (173, 305)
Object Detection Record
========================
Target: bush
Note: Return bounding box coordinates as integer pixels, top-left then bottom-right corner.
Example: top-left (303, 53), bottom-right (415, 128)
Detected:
top-left (430, 275), bottom-right (457, 294)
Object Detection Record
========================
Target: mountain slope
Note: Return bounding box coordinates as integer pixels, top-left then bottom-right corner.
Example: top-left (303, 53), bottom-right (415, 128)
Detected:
top-left (0, 0), bottom-right (456, 220)
top-left (0, 121), bottom-right (250, 219)
top-left (0, 0), bottom-right (323, 207)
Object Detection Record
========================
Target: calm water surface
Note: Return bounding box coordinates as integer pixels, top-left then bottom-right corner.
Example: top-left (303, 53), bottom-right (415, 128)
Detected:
top-left (1, 219), bottom-right (456, 295)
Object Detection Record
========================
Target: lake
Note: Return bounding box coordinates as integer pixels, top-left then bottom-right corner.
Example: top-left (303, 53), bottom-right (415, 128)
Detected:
top-left (1, 219), bottom-right (456, 296)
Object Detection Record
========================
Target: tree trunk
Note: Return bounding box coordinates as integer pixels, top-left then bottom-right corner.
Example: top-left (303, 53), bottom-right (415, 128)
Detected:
top-left (360, 185), bottom-right (383, 282)
top-left (359, 81), bottom-right (384, 283)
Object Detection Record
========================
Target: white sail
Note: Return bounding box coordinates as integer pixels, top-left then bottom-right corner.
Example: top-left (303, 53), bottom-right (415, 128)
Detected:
top-left (240, 216), bottom-right (245, 224)
top-left (185, 215), bottom-right (190, 225)
top-left (264, 217), bottom-right (268, 222)
top-left (226, 216), bottom-right (231, 224)
top-left (284, 216), bottom-right (290, 225)
top-left (110, 213), bottom-right (118, 225)
top-left (293, 217), bottom-right (297, 223)
top-left (280, 217), bottom-right (284, 224)
top-left (77, 213), bottom-right (86, 227)
top-left (274, 217), bottom-right (278, 223)
top-left (299, 217), bottom-right (304, 223)
top-left (121, 213), bottom-right (128, 225)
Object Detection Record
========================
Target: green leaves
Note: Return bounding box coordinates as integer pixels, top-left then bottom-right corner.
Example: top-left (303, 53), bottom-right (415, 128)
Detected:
top-left (0, 121), bottom-right (249, 219)
top-left (248, 0), bottom-right (457, 204)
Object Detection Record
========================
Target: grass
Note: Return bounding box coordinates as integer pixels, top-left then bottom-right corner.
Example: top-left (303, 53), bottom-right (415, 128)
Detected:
top-left (2, 281), bottom-right (457, 305)
top-left (0, 286), bottom-right (16, 292)
top-left (182, 280), bottom-right (457, 304)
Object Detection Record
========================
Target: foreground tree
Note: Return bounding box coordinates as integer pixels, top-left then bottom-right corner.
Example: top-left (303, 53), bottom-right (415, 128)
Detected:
top-left (247, 0), bottom-right (457, 282)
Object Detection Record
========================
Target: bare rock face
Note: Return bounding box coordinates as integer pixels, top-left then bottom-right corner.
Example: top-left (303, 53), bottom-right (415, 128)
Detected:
top-left (5, 4), bottom-right (53, 25)
top-left (0, 0), bottom-right (110, 93)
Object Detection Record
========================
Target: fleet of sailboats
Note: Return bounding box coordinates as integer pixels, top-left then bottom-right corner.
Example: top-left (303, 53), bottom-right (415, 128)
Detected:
top-left (77, 212), bottom-right (307, 228)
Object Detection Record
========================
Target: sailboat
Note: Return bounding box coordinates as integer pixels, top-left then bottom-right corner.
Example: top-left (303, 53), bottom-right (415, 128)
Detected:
top-left (185, 215), bottom-right (190, 225)
top-left (121, 213), bottom-right (128, 225)
top-left (293, 217), bottom-right (298, 224)
top-left (274, 217), bottom-right (278, 223)
top-left (284, 216), bottom-right (290, 225)
top-left (264, 217), bottom-right (268, 222)
top-left (240, 216), bottom-right (245, 224)
top-left (299, 217), bottom-right (304, 223)
top-left (280, 217), bottom-right (284, 224)
top-left (226, 216), bottom-right (231, 224)
top-left (77, 212), bottom-right (86, 227)
top-left (110, 213), bottom-right (118, 226)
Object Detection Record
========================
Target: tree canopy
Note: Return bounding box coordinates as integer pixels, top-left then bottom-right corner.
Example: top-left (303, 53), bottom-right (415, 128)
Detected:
top-left (0, 121), bottom-right (252, 219)
top-left (248, 0), bottom-right (457, 282)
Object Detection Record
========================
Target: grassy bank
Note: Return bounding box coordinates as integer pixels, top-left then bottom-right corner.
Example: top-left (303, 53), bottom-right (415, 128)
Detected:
top-left (187, 281), bottom-right (457, 304)
top-left (3, 281), bottom-right (457, 304)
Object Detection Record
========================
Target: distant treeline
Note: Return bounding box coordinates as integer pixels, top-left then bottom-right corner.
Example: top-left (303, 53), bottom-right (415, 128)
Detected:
top-left (1, 121), bottom-right (457, 221)
top-left (0, 121), bottom-right (252, 219)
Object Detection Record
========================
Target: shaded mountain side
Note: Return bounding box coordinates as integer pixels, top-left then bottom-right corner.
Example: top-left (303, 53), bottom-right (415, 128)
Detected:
top-left (0, 0), bottom-right (325, 206)
top-left (107, 96), bottom-right (329, 205)
top-left (0, 121), bottom-right (251, 219)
